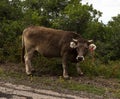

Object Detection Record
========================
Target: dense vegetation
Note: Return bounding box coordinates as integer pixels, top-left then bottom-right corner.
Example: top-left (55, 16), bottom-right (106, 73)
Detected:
top-left (0, 0), bottom-right (120, 78)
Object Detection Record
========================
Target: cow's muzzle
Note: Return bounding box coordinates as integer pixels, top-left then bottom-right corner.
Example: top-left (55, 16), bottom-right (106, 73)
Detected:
top-left (76, 56), bottom-right (84, 61)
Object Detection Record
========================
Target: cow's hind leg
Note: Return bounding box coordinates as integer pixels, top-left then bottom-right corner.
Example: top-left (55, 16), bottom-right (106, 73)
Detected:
top-left (24, 49), bottom-right (34, 75)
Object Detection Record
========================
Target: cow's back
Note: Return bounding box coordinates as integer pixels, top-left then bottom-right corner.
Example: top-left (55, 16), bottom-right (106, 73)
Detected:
top-left (23, 26), bottom-right (63, 42)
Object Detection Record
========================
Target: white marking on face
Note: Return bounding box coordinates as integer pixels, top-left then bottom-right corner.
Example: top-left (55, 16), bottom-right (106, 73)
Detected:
top-left (76, 56), bottom-right (84, 61)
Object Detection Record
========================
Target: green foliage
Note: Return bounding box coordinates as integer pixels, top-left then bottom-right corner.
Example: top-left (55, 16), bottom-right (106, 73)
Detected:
top-left (80, 59), bottom-right (120, 78)
top-left (51, 0), bottom-right (101, 33)
top-left (107, 15), bottom-right (120, 59)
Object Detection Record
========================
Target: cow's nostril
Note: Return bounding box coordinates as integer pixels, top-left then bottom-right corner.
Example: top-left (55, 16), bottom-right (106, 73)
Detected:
top-left (77, 56), bottom-right (84, 61)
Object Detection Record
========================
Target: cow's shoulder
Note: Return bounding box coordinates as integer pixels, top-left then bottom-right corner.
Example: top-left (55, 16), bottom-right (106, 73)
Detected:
top-left (62, 31), bottom-right (81, 42)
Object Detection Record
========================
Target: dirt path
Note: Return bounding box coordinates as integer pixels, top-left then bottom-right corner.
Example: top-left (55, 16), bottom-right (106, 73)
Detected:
top-left (0, 81), bottom-right (88, 99)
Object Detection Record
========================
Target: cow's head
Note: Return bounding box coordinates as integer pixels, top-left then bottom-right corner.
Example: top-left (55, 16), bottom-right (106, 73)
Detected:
top-left (70, 38), bottom-right (96, 61)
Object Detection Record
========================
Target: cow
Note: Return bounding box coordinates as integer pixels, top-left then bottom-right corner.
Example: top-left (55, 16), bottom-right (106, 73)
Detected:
top-left (22, 26), bottom-right (96, 79)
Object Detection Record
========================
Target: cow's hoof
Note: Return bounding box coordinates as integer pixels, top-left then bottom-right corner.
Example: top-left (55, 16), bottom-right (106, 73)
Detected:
top-left (31, 69), bottom-right (36, 74)
top-left (27, 74), bottom-right (33, 77)
top-left (63, 75), bottom-right (70, 80)
top-left (27, 73), bottom-right (33, 76)
top-left (26, 71), bottom-right (32, 76)
top-left (78, 72), bottom-right (84, 76)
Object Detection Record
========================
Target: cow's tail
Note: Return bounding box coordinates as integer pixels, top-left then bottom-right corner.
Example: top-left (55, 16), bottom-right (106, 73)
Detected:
top-left (21, 35), bottom-right (25, 63)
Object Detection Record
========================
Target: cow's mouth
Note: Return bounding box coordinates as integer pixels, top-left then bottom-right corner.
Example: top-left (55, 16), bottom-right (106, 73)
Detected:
top-left (76, 56), bottom-right (84, 61)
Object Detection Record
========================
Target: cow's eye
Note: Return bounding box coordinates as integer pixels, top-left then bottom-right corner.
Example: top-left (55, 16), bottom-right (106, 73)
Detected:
top-left (76, 48), bottom-right (79, 51)
top-left (84, 47), bottom-right (88, 52)
top-left (85, 46), bottom-right (89, 49)
top-left (76, 48), bottom-right (80, 51)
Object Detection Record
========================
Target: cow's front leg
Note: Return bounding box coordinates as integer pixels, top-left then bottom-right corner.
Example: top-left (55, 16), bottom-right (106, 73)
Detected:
top-left (62, 54), bottom-right (69, 79)
top-left (24, 50), bottom-right (34, 75)
top-left (76, 63), bottom-right (83, 76)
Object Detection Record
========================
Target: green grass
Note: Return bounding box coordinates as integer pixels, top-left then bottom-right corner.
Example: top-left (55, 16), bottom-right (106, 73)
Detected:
top-left (56, 79), bottom-right (105, 95)
top-left (0, 68), bottom-right (4, 76)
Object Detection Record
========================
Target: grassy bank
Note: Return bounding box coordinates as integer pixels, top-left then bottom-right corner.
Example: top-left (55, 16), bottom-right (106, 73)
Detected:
top-left (0, 61), bottom-right (120, 98)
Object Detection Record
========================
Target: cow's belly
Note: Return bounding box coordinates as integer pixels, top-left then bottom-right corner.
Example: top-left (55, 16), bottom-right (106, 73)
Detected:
top-left (36, 46), bottom-right (61, 57)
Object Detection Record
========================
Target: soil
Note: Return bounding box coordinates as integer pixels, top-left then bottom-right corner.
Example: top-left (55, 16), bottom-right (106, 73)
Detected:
top-left (0, 63), bottom-right (120, 99)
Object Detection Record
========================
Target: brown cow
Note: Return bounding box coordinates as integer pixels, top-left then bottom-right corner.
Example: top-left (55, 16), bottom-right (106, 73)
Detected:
top-left (22, 26), bottom-right (96, 79)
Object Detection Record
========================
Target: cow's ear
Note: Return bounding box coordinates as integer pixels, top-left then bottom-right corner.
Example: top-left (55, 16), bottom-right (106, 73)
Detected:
top-left (89, 44), bottom-right (96, 51)
top-left (70, 39), bottom-right (78, 48)
top-left (87, 40), bottom-right (96, 51)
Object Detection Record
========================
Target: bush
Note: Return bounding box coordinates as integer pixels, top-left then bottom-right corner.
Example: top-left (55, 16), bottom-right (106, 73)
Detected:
top-left (80, 59), bottom-right (120, 78)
